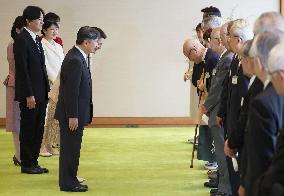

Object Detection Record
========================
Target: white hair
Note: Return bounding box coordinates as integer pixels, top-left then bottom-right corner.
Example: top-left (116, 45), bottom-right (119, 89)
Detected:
top-left (268, 43), bottom-right (284, 73)
top-left (202, 16), bottom-right (222, 29)
top-left (231, 19), bottom-right (253, 42)
top-left (254, 12), bottom-right (284, 35)
top-left (249, 31), bottom-right (283, 68)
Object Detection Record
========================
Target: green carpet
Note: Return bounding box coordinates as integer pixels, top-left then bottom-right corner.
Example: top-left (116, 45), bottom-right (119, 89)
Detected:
top-left (0, 127), bottom-right (210, 196)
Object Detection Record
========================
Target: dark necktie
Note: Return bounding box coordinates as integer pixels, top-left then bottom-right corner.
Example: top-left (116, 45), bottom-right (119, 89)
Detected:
top-left (35, 35), bottom-right (41, 53)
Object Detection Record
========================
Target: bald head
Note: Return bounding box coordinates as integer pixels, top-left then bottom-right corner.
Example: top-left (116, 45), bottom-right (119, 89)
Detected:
top-left (183, 38), bottom-right (205, 64)
top-left (183, 39), bottom-right (202, 57)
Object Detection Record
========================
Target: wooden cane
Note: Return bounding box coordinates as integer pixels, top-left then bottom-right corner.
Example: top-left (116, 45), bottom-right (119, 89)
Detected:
top-left (190, 67), bottom-right (207, 168)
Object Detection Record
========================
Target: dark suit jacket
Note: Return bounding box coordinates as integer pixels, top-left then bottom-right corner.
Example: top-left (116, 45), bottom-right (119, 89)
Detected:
top-left (190, 48), bottom-right (219, 96)
top-left (203, 48), bottom-right (219, 92)
top-left (227, 77), bottom-right (263, 149)
top-left (14, 28), bottom-right (49, 102)
top-left (204, 51), bottom-right (233, 127)
top-left (55, 47), bottom-right (92, 127)
top-left (255, 126), bottom-right (284, 196)
top-left (245, 83), bottom-right (284, 196)
top-left (221, 55), bottom-right (250, 137)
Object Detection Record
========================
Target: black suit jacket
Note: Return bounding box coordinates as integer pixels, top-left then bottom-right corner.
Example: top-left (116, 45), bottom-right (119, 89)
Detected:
top-left (246, 83), bottom-right (284, 196)
top-left (218, 54), bottom-right (249, 136)
top-left (256, 126), bottom-right (284, 196)
top-left (228, 77), bottom-right (263, 149)
top-left (14, 28), bottom-right (49, 102)
top-left (55, 47), bottom-right (92, 127)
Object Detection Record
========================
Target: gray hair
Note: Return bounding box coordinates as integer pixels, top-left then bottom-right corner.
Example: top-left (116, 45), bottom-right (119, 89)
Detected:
top-left (231, 19), bottom-right (253, 42)
top-left (254, 12), bottom-right (284, 35)
top-left (202, 15), bottom-right (222, 30)
top-left (249, 31), bottom-right (283, 68)
top-left (268, 43), bottom-right (284, 73)
top-left (241, 39), bottom-right (253, 57)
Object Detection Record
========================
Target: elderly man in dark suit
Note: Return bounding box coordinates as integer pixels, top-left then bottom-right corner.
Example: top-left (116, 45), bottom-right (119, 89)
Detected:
top-left (183, 38), bottom-right (220, 190)
top-left (55, 26), bottom-right (101, 192)
top-left (254, 42), bottom-right (284, 196)
top-left (14, 6), bottom-right (50, 174)
top-left (200, 27), bottom-right (234, 196)
top-left (243, 31), bottom-right (284, 196)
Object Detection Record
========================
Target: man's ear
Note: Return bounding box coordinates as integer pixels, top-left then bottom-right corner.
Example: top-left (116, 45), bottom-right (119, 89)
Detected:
top-left (279, 71), bottom-right (284, 81)
top-left (237, 37), bottom-right (242, 44)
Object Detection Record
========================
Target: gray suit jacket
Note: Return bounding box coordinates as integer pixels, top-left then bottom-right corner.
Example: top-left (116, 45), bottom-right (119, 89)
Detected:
top-left (204, 50), bottom-right (234, 127)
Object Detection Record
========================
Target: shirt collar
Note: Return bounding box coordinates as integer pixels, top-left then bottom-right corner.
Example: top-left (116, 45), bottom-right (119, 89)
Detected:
top-left (24, 27), bottom-right (37, 42)
top-left (202, 48), bottom-right (208, 62)
top-left (263, 76), bottom-right (271, 90)
top-left (219, 49), bottom-right (227, 60)
top-left (75, 45), bottom-right (87, 60)
top-left (248, 75), bottom-right (256, 90)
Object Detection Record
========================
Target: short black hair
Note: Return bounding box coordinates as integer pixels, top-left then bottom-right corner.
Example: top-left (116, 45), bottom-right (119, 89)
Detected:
top-left (11, 16), bottom-right (25, 40)
top-left (201, 6), bottom-right (221, 18)
top-left (41, 20), bottom-right (59, 36)
top-left (195, 23), bottom-right (202, 32)
top-left (76, 26), bottom-right (101, 45)
top-left (44, 12), bottom-right (60, 23)
top-left (22, 6), bottom-right (44, 26)
top-left (203, 28), bottom-right (212, 42)
top-left (92, 27), bottom-right (107, 39)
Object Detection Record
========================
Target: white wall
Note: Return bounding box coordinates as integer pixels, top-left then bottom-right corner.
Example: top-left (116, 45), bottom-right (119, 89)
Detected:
top-left (0, 0), bottom-right (279, 117)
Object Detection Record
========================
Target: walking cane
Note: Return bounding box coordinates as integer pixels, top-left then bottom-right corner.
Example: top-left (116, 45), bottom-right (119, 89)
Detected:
top-left (190, 68), bottom-right (206, 168)
top-left (190, 93), bottom-right (202, 168)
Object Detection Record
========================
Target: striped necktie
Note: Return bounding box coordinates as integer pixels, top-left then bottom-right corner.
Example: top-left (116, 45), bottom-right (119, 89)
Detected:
top-left (35, 35), bottom-right (41, 53)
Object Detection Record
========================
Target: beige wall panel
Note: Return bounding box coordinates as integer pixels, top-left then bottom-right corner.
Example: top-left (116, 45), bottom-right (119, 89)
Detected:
top-left (0, 0), bottom-right (279, 118)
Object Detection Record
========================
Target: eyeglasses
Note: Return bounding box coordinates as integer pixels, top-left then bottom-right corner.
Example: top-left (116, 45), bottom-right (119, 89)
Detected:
top-left (228, 35), bottom-right (242, 41)
top-left (188, 47), bottom-right (197, 58)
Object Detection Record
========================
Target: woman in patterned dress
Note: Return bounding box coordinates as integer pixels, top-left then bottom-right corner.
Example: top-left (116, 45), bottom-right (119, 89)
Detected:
top-left (39, 17), bottom-right (64, 157)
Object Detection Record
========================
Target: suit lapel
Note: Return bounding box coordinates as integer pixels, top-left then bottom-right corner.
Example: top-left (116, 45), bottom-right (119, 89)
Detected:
top-left (23, 29), bottom-right (43, 59)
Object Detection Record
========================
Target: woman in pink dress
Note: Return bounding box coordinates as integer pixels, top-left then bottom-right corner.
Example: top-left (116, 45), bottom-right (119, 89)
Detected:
top-left (3, 16), bottom-right (25, 166)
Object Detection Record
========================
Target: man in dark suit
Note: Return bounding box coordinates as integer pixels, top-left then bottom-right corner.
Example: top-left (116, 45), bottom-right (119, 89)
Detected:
top-left (55, 26), bottom-right (102, 192)
top-left (201, 27), bottom-right (234, 196)
top-left (14, 6), bottom-right (50, 174)
top-left (242, 32), bottom-right (284, 196)
top-left (183, 38), bottom-right (219, 189)
top-left (255, 42), bottom-right (284, 196)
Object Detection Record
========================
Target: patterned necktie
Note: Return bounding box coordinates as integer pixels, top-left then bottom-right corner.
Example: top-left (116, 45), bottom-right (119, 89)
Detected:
top-left (35, 35), bottom-right (41, 53)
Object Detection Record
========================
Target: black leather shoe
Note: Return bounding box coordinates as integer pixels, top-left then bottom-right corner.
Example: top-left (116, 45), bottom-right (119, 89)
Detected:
top-left (210, 188), bottom-right (218, 194)
top-left (61, 185), bottom-right (88, 192)
top-left (81, 184), bottom-right (88, 189)
top-left (35, 165), bottom-right (49, 173)
top-left (210, 192), bottom-right (232, 196)
top-left (204, 179), bottom-right (218, 188)
top-left (21, 166), bottom-right (43, 174)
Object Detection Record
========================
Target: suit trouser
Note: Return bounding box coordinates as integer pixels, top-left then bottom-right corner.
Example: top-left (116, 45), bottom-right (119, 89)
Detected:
top-left (19, 101), bottom-right (47, 167)
top-left (59, 120), bottom-right (83, 189)
top-left (226, 156), bottom-right (240, 196)
top-left (224, 127), bottom-right (240, 196)
top-left (210, 125), bottom-right (232, 194)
